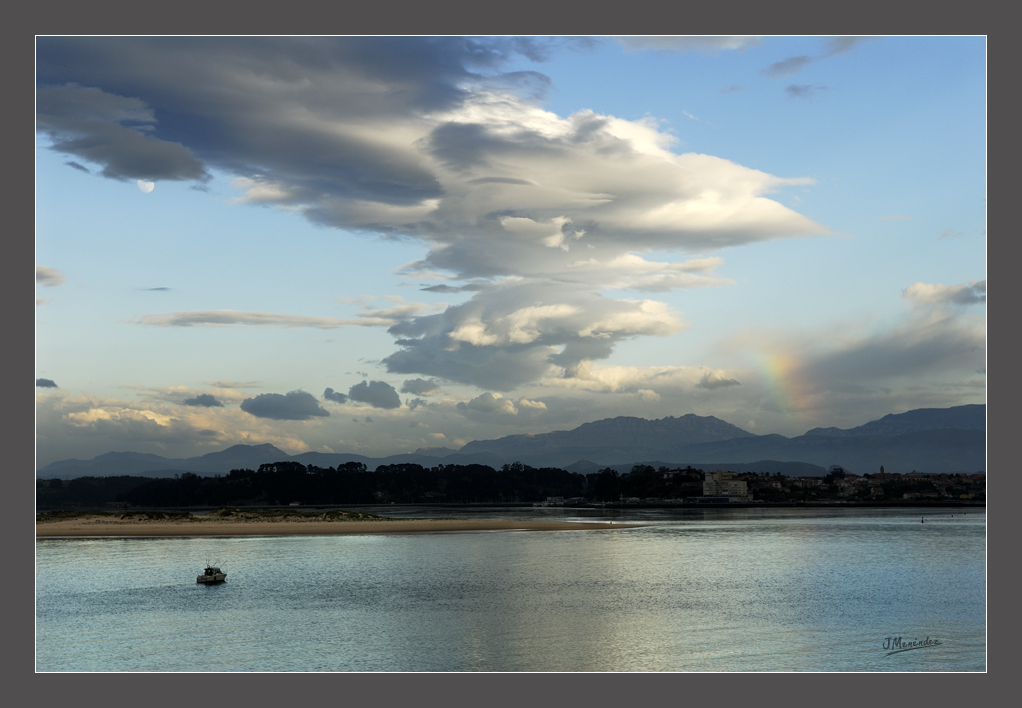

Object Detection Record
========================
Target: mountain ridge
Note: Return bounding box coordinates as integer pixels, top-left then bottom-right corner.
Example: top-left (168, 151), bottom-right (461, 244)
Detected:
top-left (38, 404), bottom-right (985, 478)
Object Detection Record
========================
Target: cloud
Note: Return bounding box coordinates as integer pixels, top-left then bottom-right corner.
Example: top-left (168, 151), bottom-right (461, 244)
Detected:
top-left (182, 394), bottom-right (223, 407)
top-left (39, 38), bottom-right (829, 393)
top-left (132, 310), bottom-right (387, 328)
top-left (240, 391), bottom-right (330, 420)
top-left (786, 85), bottom-right (827, 99)
top-left (939, 228), bottom-right (967, 239)
top-left (542, 360), bottom-right (744, 397)
top-left (616, 37), bottom-right (760, 54)
top-left (903, 280), bottom-right (986, 308)
top-left (455, 392), bottom-right (546, 417)
top-left (142, 287), bottom-right (171, 291)
top-left (401, 378), bottom-right (441, 396)
top-left (794, 313), bottom-right (985, 391)
top-left (419, 283), bottom-right (487, 293)
top-left (133, 298), bottom-right (440, 329)
top-left (37, 378), bottom-right (59, 388)
top-left (348, 380), bottom-right (402, 409)
top-left (204, 380), bottom-right (261, 389)
top-left (720, 85), bottom-right (745, 94)
top-left (383, 280), bottom-right (688, 391)
top-left (763, 37), bottom-right (871, 79)
top-left (764, 56), bottom-right (813, 79)
top-left (822, 37), bottom-right (872, 58)
top-left (65, 160), bottom-right (90, 173)
top-left (323, 387), bottom-right (349, 404)
top-left (36, 266), bottom-right (65, 286)
top-left (36, 83), bottom-right (209, 182)
top-left (697, 370), bottom-right (742, 389)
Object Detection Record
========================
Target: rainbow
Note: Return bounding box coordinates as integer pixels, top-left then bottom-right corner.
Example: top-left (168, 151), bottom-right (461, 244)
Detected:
top-left (757, 351), bottom-right (815, 426)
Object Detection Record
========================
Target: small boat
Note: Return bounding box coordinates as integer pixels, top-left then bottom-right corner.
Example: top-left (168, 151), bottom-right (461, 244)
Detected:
top-left (197, 563), bottom-right (226, 584)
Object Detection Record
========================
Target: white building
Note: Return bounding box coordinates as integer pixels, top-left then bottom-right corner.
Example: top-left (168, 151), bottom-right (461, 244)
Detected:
top-left (703, 470), bottom-right (750, 502)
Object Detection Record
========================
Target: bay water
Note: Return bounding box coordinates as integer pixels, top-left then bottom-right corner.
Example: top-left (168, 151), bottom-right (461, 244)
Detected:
top-left (36, 507), bottom-right (985, 671)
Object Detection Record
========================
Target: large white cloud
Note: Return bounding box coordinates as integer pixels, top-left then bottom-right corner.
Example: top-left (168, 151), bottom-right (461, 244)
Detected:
top-left (38, 38), bottom-right (830, 393)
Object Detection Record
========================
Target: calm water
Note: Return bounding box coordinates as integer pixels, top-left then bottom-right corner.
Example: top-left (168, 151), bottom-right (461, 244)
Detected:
top-left (36, 507), bottom-right (985, 671)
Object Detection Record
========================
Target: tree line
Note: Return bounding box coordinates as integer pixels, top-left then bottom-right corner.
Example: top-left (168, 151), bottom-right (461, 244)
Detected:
top-left (37, 461), bottom-right (707, 508)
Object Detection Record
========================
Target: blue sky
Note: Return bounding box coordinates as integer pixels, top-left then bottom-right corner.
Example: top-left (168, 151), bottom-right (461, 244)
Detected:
top-left (35, 37), bottom-right (986, 466)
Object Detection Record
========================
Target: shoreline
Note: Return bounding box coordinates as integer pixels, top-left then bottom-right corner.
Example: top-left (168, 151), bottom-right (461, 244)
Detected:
top-left (36, 516), bottom-right (639, 538)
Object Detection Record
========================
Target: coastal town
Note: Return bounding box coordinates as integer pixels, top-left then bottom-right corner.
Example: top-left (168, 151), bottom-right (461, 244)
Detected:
top-left (677, 467), bottom-right (984, 505)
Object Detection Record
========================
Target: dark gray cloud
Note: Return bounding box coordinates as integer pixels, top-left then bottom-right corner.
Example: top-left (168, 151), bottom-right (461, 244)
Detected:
top-left (763, 38), bottom-right (871, 80)
top-left (182, 394), bottom-right (223, 407)
top-left (347, 380), bottom-right (402, 409)
top-left (65, 160), bottom-right (90, 173)
top-left (323, 387), bottom-right (349, 404)
top-left (786, 84), bottom-right (826, 99)
top-left (35, 38), bottom-right (550, 202)
top-left (36, 266), bottom-right (65, 286)
top-left (37, 83), bottom-right (209, 182)
top-left (822, 37), bottom-right (871, 57)
top-left (763, 56), bottom-right (813, 79)
top-left (401, 378), bottom-right (441, 396)
top-left (240, 390), bottom-right (330, 420)
top-left (36, 378), bottom-right (58, 388)
top-left (801, 318), bottom-right (984, 388)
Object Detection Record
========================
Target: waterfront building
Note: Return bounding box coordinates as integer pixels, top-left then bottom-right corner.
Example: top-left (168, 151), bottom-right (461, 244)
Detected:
top-left (703, 470), bottom-right (750, 502)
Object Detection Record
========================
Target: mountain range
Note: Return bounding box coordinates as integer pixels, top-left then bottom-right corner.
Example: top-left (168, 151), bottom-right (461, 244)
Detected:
top-left (37, 404), bottom-right (985, 479)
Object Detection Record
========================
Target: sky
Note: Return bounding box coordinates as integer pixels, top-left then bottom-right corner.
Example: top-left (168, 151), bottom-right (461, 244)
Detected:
top-left (34, 36), bottom-right (986, 467)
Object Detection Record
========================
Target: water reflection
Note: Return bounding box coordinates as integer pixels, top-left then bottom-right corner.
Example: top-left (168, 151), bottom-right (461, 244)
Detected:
top-left (37, 507), bottom-right (985, 671)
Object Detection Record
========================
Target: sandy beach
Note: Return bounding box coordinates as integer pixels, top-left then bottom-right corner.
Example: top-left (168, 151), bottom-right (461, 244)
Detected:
top-left (36, 511), bottom-right (636, 538)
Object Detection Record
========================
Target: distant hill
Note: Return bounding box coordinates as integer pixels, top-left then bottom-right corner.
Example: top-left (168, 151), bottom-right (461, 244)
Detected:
top-left (445, 406), bottom-right (985, 474)
top-left (457, 414), bottom-right (755, 465)
top-left (804, 404), bottom-right (985, 437)
top-left (37, 405), bottom-right (985, 479)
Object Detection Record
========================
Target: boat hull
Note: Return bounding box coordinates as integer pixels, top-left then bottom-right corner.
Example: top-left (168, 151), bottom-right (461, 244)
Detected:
top-left (196, 573), bottom-right (226, 584)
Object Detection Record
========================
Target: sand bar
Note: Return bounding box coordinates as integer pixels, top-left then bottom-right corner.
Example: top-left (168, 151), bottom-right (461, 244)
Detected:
top-left (37, 515), bottom-right (638, 538)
